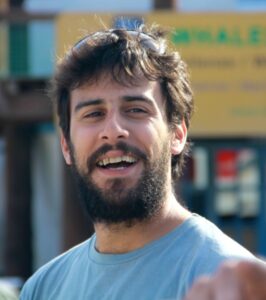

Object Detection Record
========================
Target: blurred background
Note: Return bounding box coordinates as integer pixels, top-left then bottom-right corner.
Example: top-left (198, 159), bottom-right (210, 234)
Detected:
top-left (0, 0), bottom-right (266, 295)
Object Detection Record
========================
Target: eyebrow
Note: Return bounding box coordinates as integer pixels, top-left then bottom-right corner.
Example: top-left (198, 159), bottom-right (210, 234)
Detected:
top-left (121, 95), bottom-right (154, 106)
top-left (74, 98), bottom-right (103, 113)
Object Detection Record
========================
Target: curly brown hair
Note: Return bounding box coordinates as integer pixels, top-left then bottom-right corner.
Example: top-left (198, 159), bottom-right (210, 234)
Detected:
top-left (50, 25), bottom-right (194, 179)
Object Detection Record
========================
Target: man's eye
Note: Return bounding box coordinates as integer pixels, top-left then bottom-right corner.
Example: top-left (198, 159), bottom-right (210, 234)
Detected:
top-left (84, 111), bottom-right (104, 118)
top-left (126, 108), bottom-right (147, 113)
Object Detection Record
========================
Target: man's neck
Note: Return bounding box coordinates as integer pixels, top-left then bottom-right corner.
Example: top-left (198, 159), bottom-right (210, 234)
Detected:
top-left (93, 193), bottom-right (191, 254)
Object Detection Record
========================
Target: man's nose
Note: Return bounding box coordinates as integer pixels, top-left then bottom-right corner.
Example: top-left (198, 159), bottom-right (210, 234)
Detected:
top-left (99, 113), bottom-right (129, 142)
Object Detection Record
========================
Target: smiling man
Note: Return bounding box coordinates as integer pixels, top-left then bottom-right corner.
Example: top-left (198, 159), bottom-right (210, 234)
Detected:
top-left (19, 26), bottom-right (262, 300)
top-left (64, 78), bottom-right (186, 230)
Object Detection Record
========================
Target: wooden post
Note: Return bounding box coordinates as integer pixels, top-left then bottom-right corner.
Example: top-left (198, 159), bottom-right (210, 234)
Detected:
top-left (154, 0), bottom-right (176, 10)
top-left (4, 124), bottom-right (33, 279)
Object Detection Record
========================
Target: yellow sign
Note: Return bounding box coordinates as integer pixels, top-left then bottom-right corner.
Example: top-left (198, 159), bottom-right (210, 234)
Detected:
top-left (0, 21), bottom-right (8, 77)
top-left (56, 13), bottom-right (266, 137)
top-left (56, 14), bottom-right (113, 59)
top-left (0, 0), bottom-right (8, 12)
top-left (147, 13), bottom-right (266, 137)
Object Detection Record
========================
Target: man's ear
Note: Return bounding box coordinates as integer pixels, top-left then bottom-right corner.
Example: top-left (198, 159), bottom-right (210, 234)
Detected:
top-left (60, 131), bottom-right (72, 165)
top-left (171, 120), bottom-right (187, 155)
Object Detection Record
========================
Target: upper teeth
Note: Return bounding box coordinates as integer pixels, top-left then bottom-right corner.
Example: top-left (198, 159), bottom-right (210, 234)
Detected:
top-left (98, 156), bottom-right (136, 166)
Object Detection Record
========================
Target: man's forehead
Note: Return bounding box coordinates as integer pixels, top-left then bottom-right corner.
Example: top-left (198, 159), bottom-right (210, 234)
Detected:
top-left (70, 75), bottom-right (161, 100)
top-left (78, 72), bottom-right (151, 90)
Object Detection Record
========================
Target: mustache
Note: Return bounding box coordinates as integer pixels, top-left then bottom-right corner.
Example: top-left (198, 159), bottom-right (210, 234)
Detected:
top-left (87, 141), bottom-right (148, 173)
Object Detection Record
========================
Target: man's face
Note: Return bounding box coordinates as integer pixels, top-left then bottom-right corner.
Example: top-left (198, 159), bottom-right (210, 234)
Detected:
top-left (61, 76), bottom-right (186, 224)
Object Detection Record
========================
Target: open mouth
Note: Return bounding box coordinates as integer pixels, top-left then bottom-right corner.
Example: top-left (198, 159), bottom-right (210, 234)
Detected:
top-left (96, 155), bottom-right (138, 169)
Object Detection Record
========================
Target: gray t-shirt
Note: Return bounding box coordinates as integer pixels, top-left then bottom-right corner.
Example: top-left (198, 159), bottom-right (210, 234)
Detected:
top-left (20, 215), bottom-right (254, 300)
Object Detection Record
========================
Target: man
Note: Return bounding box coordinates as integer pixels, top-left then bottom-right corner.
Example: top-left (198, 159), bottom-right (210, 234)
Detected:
top-left (20, 25), bottom-right (265, 300)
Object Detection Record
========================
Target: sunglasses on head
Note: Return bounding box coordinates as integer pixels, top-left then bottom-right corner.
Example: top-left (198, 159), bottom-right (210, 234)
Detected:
top-left (73, 29), bottom-right (166, 55)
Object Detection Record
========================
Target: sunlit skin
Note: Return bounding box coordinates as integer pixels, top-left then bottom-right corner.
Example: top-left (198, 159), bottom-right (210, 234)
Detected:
top-left (61, 75), bottom-right (191, 253)
top-left (70, 80), bottom-right (169, 191)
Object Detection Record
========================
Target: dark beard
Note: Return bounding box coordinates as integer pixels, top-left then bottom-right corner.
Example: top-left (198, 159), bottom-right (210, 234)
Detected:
top-left (69, 141), bottom-right (170, 226)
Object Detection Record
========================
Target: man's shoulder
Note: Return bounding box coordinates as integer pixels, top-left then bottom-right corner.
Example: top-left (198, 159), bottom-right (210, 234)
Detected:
top-left (186, 215), bottom-right (253, 257)
top-left (42, 238), bottom-right (90, 269)
top-left (20, 238), bottom-right (92, 299)
top-left (182, 215), bottom-right (255, 277)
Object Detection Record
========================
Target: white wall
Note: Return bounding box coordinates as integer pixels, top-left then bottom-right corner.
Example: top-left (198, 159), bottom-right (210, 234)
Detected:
top-left (177, 0), bottom-right (266, 11)
top-left (31, 126), bottom-right (63, 270)
top-left (24, 0), bottom-right (153, 13)
top-left (239, 0), bottom-right (266, 11)
top-left (178, 0), bottom-right (236, 11)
